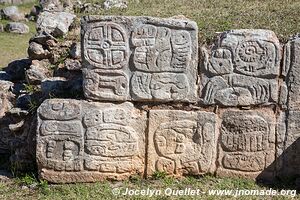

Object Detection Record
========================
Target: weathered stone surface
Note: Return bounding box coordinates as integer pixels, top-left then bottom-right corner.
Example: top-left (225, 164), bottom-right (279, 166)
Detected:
top-left (147, 110), bottom-right (216, 177)
top-left (200, 30), bottom-right (281, 107)
top-left (103, 0), bottom-right (128, 10)
top-left (25, 61), bottom-right (50, 84)
top-left (39, 0), bottom-right (63, 11)
top-left (0, 81), bottom-right (14, 118)
top-left (64, 59), bottom-right (81, 71)
top-left (283, 36), bottom-right (300, 109)
top-left (69, 42), bottom-right (81, 59)
top-left (37, 99), bottom-right (146, 183)
top-left (1, 6), bottom-right (24, 21)
top-left (39, 0), bottom-right (73, 12)
top-left (36, 11), bottom-right (76, 37)
top-left (81, 16), bottom-right (198, 102)
top-left (5, 22), bottom-right (29, 34)
top-left (28, 42), bottom-right (51, 60)
top-left (216, 109), bottom-right (276, 180)
top-left (0, 0), bottom-right (34, 5)
top-left (277, 36), bottom-right (300, 177)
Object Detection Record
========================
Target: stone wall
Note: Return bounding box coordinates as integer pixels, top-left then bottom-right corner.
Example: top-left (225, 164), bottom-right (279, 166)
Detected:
top-left (34, 15), bottom-right (300, 183)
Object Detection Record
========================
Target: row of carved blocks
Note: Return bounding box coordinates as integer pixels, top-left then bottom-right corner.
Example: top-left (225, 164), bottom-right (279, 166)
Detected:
top-left (81, 16), bottom-right (288, 107)
top-left (36, 15), bottom-right (300, 183)
top-left (37, 99), bottom-right (286, 183)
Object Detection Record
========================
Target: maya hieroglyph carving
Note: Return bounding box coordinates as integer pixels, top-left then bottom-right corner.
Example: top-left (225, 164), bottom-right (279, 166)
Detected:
top-left (81, 16), bottom-right (198, 102)
top-left (33, 15), bottom-right (300, 183)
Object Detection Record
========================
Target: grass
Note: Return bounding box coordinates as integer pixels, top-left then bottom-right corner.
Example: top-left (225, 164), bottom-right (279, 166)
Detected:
top-left (0, 1), bottom-right (37, 68)
top-left (1, 0), bottom-right (300, 67)
top-left (0, 174), bottom-right (298, 200)
top-left (85, 0), bottom-right (300, 43)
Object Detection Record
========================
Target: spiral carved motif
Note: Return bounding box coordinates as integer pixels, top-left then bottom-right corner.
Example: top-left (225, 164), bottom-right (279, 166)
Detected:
top-left (237, 41), bottom-right (264, 63)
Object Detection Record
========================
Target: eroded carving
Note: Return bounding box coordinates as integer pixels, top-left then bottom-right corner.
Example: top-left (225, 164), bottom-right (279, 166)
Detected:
top-left (84, 22), bottom-right (129, 69)
top-left (201, 30), bottom-right (280, 106)
top-left (83, 69), bottom-right (129, 101)
top-left (147, 110), bottom-right (216, 176)
top-left (217, 110), bottom-right (275, 179)
top-left (37, 99), bottom-right (146, 183)
top-left (132, 25), bottom-right (191, 72)
top-left (131, 72), bottom-right (189, 101)
top-left (81, 16), bottom-right (198, 102)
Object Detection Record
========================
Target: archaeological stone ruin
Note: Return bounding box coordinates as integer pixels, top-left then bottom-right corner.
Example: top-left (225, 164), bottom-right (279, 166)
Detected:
top-left (1, 13), bottom-right (300, 183)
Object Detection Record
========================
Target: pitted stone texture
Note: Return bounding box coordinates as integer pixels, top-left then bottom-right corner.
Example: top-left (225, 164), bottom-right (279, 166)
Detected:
top-left (278, 36), bottom-right (300, 177)
top-left (283, 37), bottom-right (300, 109)
top-left (217, 109), bottom-right (276, 180)
top-left (37, 11), bottom-right (76, 37)
top-left (200, 29), bottom-right (281, 107)
top-left (81, 16), bottom-right (198, 103)
top-left (37, 99), bottom-right (147, 183)
top-left (278, 111), bottom-right (300, 177)
top-left (147, 110), bottom-right (216, 177)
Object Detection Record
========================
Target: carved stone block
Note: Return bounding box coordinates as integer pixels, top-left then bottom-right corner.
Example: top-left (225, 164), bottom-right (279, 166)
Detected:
top-left (278, 36), bottom-right (300, 177)
top-left (278, 111), bottom-right (300, 177)
top-left (217, 109), bottom-right (276, 180)
top-left (200, 30), bottom-right (281, 106)
top-left (283, 37), bottom-right (300, 109)
top-left (81, 16), bottom-right (198, 102)
top-left (37, 99), bottom-right (147, 183)
top-left (147, 110), bottom-right (217, 177)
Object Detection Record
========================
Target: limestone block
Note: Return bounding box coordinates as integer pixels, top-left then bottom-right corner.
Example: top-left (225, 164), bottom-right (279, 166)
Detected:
top-left (216, 109), bottom-right (276, 180)
top-left (283, 36), bottom-right (300, 109)
top-left (147, 110), bottom-right (217, 177)
top-left (81, 16), bottom-right (198, 102)
top-left (200, 29), bottom-right (281, 106)
top-left (278, 36), bottom-right (300, 177)
top-left (37, 99), bottom-right (147, 183)
top-left (279, 110), bottom-right (300, 177)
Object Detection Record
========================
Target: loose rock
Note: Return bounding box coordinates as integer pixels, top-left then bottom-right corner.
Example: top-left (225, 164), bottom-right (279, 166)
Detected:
top-left (5, 22), bottom-right (29, 34)
top-left (1, 6), bottom-right (24, 21)
top-left (28, 42), bottom-right (51, 60)
top-left (103, 0), bottom-right (128, 10)
top-left (36, 11), bottom-right (76, 37)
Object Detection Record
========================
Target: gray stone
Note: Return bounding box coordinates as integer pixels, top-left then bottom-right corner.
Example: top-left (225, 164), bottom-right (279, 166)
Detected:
top-left (277, 36), bottom-right (300, 178)
top-left (1, 6), bottom-right (24, 21)
top-left (147, 110), bottom-right (216, 177)
top-left (64, 59), bottom-right (81, 71)
top-left (37, 99), bottom-right (147, 183)
top-left (39, 0), bottom-right (63, 11)
top-left (39, 0), bottom-right (73, 12)
top-left (0, 0), bottom-right (34, 5)
top-left (5, 22), bottom-right (29, 34)
top-left (25, 61), bottom-right (50, 84)
top-left (200, 29), bottom-right (281, 106)
top-left (103, 0), bottom-right (128, 10)
top-left (283, 36), bottom-right (300, 109)
top-left (216, 109), bottom-right (276, 180)
top-left (0, 24), bottom-right (4, 32)
top-left (81, 16), bottom-right (198, 102)
top-left (73, 2), bottom-right (102, 13)
top-left (0, 80), bottom-right (13, 91)
top-left (28, 42), bottom-right (51, 60)
top-left (36, 11), bottom-right (76, 37)
top-left (69, 42), bottom-right (81, 59)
